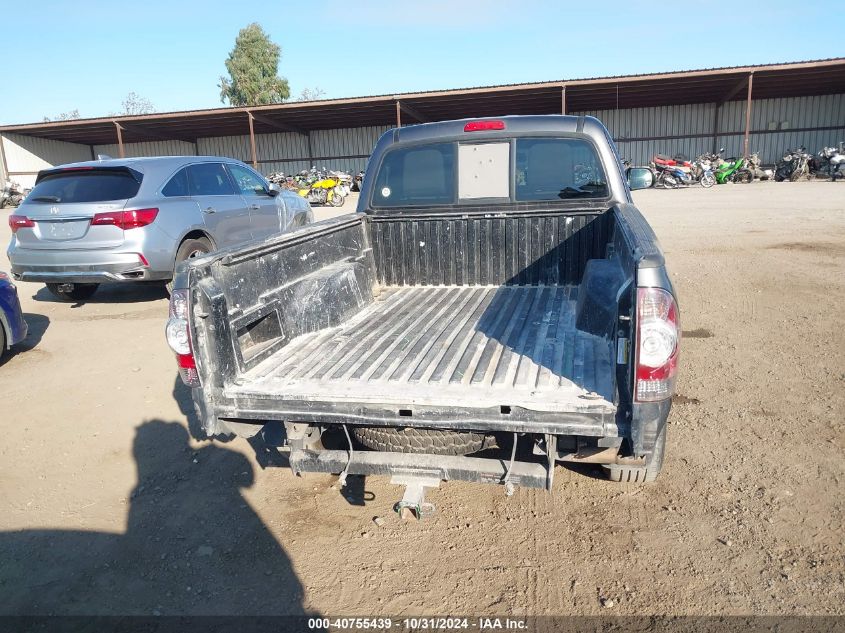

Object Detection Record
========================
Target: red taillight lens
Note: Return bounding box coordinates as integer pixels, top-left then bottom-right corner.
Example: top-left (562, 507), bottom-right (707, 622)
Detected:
top-left (635, 287), bottom-right (680, 402)
top-left (8, 215), bottom-right (35, 233)
top-left (91, 208), bottom-right (158, 230)
top-left (464, 120), bottom-right (506, 132)
top-left (166, 289), bottom-right (200, 387)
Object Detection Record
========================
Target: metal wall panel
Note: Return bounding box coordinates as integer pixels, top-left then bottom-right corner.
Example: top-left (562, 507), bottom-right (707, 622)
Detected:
top-left (2, 133), bottom-right (90, 186)
top-left (93, 140), bottom-right (196, 158)
top-left (196, 135), bottom-right (252, 162)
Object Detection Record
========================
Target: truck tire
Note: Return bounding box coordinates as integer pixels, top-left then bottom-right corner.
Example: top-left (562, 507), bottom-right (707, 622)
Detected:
top-left (603, 425), bottom-right (666, 483)
top-left (45, 283), bottom-right (99, 301)
top-left (351, 427), bottom-right (495, 456)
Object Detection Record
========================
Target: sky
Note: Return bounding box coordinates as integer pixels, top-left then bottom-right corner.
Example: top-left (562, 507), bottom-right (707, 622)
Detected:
top-left (2, 0), bottom-right (842, 124)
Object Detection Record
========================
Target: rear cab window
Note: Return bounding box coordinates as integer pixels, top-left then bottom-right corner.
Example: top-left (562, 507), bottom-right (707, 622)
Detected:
top-left (370, 136), bottom-right (608, 208)
top-left (27, 168), bottom-right (142, 203)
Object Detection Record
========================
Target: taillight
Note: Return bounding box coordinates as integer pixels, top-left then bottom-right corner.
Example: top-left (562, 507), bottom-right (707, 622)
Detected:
top-left (635, 287), bottom-right (679, 402)
top-left (464, 120), bottom-right (505, 132)
top-left (166, 288), bottom-right (200, 387)
top-left (91, 208), bottom-right (158, 230)
top-left (8, 215), bottom-right (35, 233)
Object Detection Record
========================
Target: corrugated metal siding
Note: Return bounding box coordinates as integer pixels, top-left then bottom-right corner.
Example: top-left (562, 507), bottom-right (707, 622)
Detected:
top-left (196, 135), bottom-right (252, 162)
top-left (93, 140), bottom-right (196, 158)
top-left (578, 93), bottom-right (844, 165)
top-left (2, 133), bottom-right (90, 177)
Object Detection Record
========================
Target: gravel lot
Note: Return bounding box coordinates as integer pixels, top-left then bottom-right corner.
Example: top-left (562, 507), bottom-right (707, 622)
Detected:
top-left (0, 183), bottom-right (843, 616)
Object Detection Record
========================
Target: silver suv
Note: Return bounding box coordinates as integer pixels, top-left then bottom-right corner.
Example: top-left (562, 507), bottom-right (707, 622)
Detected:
top-left (7, 156), bottom-right (313, 300)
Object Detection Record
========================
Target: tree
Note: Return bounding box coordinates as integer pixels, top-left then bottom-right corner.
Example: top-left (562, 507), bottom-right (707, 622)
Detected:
top-left (43, 109), bottom-right (81, 122)
top-left (296, 87), bottom-right (326, 102)
top-left (119, 92), bottom-right (155, 115)
top-left (219, 23), bottom-right (290, 106)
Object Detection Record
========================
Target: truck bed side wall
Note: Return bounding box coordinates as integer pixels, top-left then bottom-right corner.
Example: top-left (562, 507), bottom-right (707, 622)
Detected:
top-left (190, 215), bottom-right (376, 389)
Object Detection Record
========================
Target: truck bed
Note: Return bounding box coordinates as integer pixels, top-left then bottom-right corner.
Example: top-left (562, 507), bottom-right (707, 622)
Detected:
top-left (226, 284), bottom-right (615, 413)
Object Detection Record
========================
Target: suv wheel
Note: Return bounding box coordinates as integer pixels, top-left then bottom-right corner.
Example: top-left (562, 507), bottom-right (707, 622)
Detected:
top-left (167, 237), bottom-right (212, 294)
top-left (45, 283), bottom-right (100, 302)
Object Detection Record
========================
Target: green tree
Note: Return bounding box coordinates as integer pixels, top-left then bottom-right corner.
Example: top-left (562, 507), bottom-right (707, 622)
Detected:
top-left (219, 23), bottom-right (290, 106)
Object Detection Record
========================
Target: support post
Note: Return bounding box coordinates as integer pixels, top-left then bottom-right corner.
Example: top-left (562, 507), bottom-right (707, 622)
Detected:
top-left (712, 103), bottom-right (720, 154)
top-left (247, 112), bottom-right (258, 169)
top-left (561, 85), bottom-right (567, 115)
top-left (743, 72), bottom-right (754, 159)
top-left (306, 131), bottom-right (313, 168)
top-left (113, 121), bottom-right (125, 158)
top-left (395, 100), bottom-right (402, 128)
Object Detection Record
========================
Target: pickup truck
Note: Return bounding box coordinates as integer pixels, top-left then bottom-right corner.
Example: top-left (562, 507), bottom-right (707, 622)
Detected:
top-left (166, 115), bottom-right (678, 515)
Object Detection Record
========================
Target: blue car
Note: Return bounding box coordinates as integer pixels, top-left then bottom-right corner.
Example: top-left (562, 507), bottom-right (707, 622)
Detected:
top-left (0, 270), bottom-right (27, 359)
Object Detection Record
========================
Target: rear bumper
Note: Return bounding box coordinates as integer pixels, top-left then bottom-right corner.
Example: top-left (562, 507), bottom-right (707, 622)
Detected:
top-left (9, 248), bottom-right (169, 283)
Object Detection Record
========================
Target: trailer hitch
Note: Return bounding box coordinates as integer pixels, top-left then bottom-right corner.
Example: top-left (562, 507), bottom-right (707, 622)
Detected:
top-left (391, 474), bottom-right (440, 520)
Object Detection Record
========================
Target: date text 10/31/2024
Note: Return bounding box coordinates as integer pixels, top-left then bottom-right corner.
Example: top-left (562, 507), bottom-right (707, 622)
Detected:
top-left (307, 617), bottom-right (528, 630)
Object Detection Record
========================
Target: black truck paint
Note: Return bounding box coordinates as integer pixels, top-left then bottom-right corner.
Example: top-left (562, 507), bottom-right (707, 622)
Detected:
top-left (171, 115), bottom-right (678, 495)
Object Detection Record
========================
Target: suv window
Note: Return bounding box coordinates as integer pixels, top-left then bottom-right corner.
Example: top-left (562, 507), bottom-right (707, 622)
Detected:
top-left (162, 167), bottom-right (190, 197)
top-left (228, 164), bottom-right (268, 196)
top-left (187, 163), bottom-right (235, 196)
top-left (27, 169), bottom-right (141, 203)
top-left (372, 143), bottom-right (454, 207)
top-left (515, 138), bottom-right (608, 200)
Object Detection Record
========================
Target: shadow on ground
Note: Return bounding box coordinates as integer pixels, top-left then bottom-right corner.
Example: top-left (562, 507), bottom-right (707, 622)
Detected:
top-left (0, 420), bottom-right (311, 616)
top-left (32, 282), bottom-right (168, 305)
top-left (0, 312), bottom-right (50, 368)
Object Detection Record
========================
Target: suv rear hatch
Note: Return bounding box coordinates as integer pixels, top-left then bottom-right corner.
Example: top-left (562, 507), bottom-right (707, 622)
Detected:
top-left (11, 166), bottom-right (144, 249)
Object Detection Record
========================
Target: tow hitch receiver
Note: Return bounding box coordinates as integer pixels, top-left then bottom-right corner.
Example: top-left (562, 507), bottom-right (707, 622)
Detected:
top-left (391, 474), bottom-right (440, 520)
top-left (57, 283), bottom-right (76, 293)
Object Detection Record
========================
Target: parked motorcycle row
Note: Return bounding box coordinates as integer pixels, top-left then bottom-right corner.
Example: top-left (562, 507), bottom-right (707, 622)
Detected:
top-left (0, 180), bottom-right (28, 208)
top-left (267, 167), bottom-right (362, 207)
top-left (629, 143), bottom-right (844, 190)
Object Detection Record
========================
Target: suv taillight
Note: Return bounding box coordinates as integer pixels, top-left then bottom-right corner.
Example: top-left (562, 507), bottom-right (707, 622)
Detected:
top-left (635, 287), bottom-right (679, 402)
top-left (166, 289), bottom-right (200, 387)
top-left (92, 208), bottom-right (158, 230)
top-left (8, 215), bottom-right (35, 233)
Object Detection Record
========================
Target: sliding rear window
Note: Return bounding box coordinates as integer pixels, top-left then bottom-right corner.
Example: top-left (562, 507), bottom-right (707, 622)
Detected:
top-left (28, 168), bottom-right (142, 204)
top-left (515, 138), bottom-right (608, 201)
top-left (372, 143), bottom-right (455, 207)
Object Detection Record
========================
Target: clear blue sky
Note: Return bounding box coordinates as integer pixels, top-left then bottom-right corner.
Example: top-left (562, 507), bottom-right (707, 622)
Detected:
top-left (3, 0), bottom-right (842, 124)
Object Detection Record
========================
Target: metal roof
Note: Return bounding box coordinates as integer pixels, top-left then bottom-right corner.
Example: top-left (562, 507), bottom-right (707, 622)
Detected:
top-left (2, 58), bottom-right (843, 146)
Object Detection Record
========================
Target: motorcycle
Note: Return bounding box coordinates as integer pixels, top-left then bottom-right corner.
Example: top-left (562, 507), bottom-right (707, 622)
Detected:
top-left (353, 171), bottom-right (365, 192)
top-left (295, 168), bottom-right (345, 207)
top-left (775, 147), bottom-right (811, 182)
top-left (690, 153), bottom-right (716, 188)
top-left (713, 154), bottom-right (752, 184)
top-left (746, 153), bottom-right (773, 181)
top-left (814, 146), bottom-right (845, 181)
top-left (329, 170), bottom-right (353, 197)
top-left (0, 180), bottom-right (26, 208)
top-left (651, 153), bottom-right (713, 188)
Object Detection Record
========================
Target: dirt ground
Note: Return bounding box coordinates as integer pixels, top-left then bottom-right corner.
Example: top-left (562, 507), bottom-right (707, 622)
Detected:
top-left (0, 183), bottom-right (843, 617)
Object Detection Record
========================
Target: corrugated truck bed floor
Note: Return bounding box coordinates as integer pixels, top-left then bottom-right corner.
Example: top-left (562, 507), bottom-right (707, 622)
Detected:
top-left (227, 286), bottom-right (616, 413)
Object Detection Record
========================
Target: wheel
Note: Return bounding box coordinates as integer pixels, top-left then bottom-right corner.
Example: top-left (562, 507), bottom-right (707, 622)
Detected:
top-left (166, 237), bottom-right (212, 294)
top-left (0, 321), bottom-right (6, 360)
top-left (603, 424), bottom-right (666, 483)
top-left (699, 173), bottom-right (716, 188)
top-left (328, 189), bottom-right (344, 207)
top-left (45, 283), bottom-right (99, 301)
top-left (351, 427), bottom-right (495, 456)
top-left (733, 169), bottom-right (754, 184)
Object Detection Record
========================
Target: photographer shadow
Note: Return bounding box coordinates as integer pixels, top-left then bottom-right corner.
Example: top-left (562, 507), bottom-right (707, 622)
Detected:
top-left (0, 420), bottom-right (312, 616)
